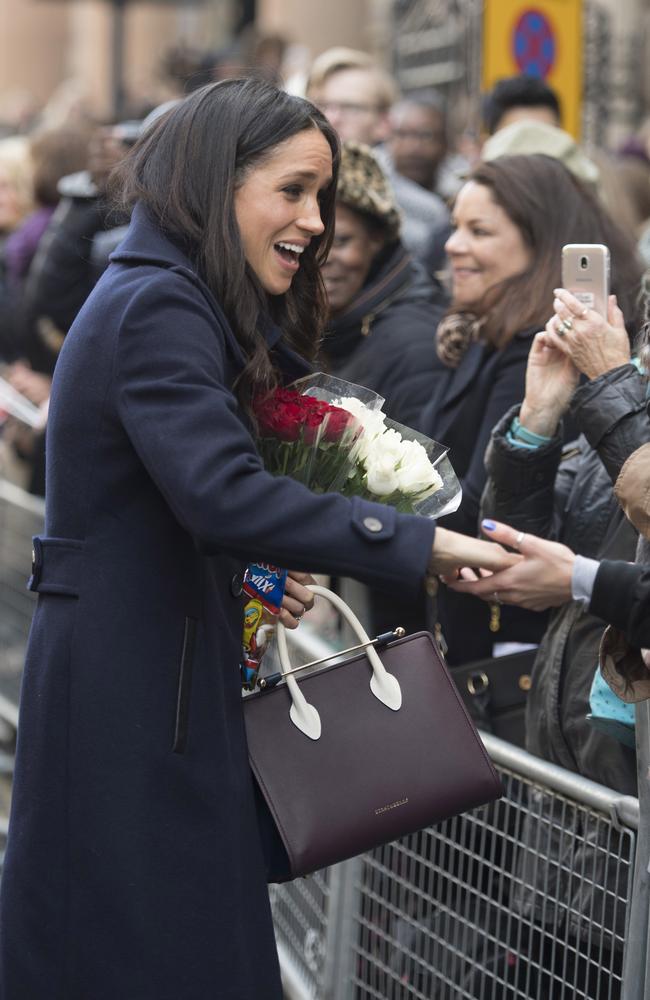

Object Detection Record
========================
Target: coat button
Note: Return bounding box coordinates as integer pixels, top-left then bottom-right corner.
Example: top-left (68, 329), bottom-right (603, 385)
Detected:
top-left (230, 574), bottom-right (244, 598)
top-left (363, 516), bottom-right (383, 533)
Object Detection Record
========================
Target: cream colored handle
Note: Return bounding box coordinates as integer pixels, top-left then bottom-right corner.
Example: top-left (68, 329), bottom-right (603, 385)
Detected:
top-left (276, 584), bottom-right (402, 739)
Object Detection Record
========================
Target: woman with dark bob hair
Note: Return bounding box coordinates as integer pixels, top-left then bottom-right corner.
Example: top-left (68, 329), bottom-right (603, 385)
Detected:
top-left (414, 153), bottom-right (643, 665)
top-left (0, 79), bottom-right (514, 999)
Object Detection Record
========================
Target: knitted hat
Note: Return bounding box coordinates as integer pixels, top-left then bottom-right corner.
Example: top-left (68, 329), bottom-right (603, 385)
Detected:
top-left (482, 120), bottom-right (600, 187)
top-left (336, 140), bottom-right (401, 239)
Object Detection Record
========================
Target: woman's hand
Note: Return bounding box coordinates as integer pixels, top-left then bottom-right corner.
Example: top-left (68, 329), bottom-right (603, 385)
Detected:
top-left (428, 526), bottom-right (522, 577)
top-left (519, 330), bottom-right (579, 437)
top-left (278, 571), bottom-right (316, 630)
top-left (547, 289), bottom-right (630, 380)
top-left (7, 362), bottom-right (52, 406)
top-left (442, 520), bottom-right (575, 612)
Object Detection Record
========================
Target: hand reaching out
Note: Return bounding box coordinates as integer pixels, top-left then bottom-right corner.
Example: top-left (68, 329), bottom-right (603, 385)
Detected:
top-left (442, 520), bottom-right (575, 612)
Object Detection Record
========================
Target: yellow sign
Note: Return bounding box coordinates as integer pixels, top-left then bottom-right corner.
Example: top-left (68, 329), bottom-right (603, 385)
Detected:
top-left (483, 0), bottom-right (583, 138)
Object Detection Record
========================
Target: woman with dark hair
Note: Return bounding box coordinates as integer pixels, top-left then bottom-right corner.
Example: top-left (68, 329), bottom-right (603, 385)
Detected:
top-left (321, 140), bottom-right (447, 425)
top-left (414, 153), bottom-right (643, 664)
top-left (0, 79), bottom-right (515, 1000)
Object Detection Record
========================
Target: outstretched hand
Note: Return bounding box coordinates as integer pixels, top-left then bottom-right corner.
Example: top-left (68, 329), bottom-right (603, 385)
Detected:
top-left (441, 520), bottom-right (576, 612)
top-left (428, 526), bottom-right (523, 577)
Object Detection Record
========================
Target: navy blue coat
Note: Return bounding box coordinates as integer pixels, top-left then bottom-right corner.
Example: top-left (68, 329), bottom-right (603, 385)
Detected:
top-left (416, 329), bottom-right (544, 664)
top-left (0, 204), bottom-right (435, 1000)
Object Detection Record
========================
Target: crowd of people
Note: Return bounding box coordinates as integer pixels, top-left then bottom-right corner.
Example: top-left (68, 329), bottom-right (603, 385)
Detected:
top-left (0, 33), bottom-right (649, 1000)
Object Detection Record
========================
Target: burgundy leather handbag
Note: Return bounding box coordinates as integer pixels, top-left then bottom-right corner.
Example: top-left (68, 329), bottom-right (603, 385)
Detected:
top-left (244, 586), bottom-right (503, 882)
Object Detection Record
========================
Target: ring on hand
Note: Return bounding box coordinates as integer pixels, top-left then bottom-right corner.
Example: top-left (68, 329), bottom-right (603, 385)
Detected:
top-left (515, 531), bottom-right (525, 545)
top-left (492, 591), bottom-right (502, 605)
top-left (562, 317), bottom-right (573, 331)
top-left (556, 318), bottom-right (569, 337)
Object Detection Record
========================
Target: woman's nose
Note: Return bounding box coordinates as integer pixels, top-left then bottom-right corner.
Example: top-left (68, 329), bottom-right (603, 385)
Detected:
top-left (298, 200), bottom-right (325, 236)
top-left (445, 228), bottom-right (464, 255)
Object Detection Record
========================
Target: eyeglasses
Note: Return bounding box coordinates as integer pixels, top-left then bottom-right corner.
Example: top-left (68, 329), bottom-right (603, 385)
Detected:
top-left (317, 100), bottom-right (383, 118)
top-left (392, 128), bottom-right (445, 144)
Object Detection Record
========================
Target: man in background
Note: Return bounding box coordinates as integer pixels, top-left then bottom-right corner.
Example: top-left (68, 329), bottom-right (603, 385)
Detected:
top-left (307, 48), bottom-right (449, 262)
top-left (482, 75), bottom-right (562, 135)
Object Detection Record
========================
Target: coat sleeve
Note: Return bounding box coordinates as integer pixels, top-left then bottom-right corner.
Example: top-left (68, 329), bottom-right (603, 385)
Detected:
top-left (570, 364), bottom-right (650, 484)
top-left (480, 404), bottom-right (574, 540)
top-left (591, 560), bottom-right (650, 648)
top-left (114, 271), bottom-right (435, 596)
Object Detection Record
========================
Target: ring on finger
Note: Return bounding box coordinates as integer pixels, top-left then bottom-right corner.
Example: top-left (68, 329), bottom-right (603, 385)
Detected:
top-left (515, 531), bottom-right (525, 545)
top-left (556, 319), bottom-right (569, 337)
top-left (492, 591), bottom-right (502, 605)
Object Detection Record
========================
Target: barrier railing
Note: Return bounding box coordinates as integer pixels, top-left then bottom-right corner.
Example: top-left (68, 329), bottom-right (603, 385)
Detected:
top-left (0, 479), bottom-right (647, 999)
top-left (272, 624), bottom-right (644, 1000)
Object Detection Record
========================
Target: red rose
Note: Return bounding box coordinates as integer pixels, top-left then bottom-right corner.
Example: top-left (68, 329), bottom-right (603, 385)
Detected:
top-left (302, 409), bottom-right (326, 445)
top-left (265, 401), bottom-right (305, 441)
top-left (322, 405), bottom-right (358, 443)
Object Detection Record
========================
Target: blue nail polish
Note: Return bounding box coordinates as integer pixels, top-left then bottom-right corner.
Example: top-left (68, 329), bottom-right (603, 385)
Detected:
top-left (482, 519), bottom-right (497, 531)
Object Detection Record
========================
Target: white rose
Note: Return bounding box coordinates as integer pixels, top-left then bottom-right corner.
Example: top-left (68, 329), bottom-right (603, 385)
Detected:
top-left (365, 455), bottom-right (400, 496)
top-left (337, 398), bottom-right (386, 440)
top-left (395, 440), bottom-right (442, 498)
top-left (372, 427), bottom-right (404, 462)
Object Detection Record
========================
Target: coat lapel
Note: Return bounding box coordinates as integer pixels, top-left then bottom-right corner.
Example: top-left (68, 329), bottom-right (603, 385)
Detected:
top-left (110, 203), bottom-right (248, 370)
top-left (433, 341), bottom-right (490, 438)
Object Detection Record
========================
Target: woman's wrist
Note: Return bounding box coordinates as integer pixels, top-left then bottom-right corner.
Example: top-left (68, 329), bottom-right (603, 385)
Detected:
top-left (519, 402), bottom-right (561, 438)
top-left (580, 355), bottom-right (631, 381)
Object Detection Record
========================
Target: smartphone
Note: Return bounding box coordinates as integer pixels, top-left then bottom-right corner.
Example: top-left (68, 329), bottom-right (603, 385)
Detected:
top-left (561, 244), bottom-right (610, 318)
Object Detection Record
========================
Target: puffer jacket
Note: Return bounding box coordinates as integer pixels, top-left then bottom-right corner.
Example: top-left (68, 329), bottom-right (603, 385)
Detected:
top-left (321, 241), bottom-right (447, 426)
top-left (482, 364), bottom-right (648, 953)
top-left (482, 362), bottom-right (648, 793)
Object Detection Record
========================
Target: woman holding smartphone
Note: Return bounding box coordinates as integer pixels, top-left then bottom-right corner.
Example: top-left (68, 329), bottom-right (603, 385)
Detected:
top-left (410, 154), bottom-right (641, 665)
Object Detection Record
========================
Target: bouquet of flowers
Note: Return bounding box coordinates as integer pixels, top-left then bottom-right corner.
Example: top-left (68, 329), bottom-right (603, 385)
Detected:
top-left (241, 374), bottom-right (461, 689)
top-left (253, 387), bottom-right (363, 493)
top-left (336, 397), bottom-right (461, 519)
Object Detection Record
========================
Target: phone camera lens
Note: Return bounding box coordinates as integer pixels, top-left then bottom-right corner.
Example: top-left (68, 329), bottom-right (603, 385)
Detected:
top-left (580, 256), bottom-right (589, 269)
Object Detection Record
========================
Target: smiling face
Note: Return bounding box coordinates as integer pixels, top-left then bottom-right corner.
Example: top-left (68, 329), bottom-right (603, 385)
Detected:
top-left (234, 128), bottom-right (333, 296)
top-left (445, 180), bottom-right (531, 312)
top-left (322, 203), bottom-right (384, 316)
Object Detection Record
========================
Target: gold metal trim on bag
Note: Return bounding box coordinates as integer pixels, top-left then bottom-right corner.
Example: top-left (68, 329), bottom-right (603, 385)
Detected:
top-left (467, 671), bottom-right (490, 696)
top-left (259, 627), bottom-right (406, 690)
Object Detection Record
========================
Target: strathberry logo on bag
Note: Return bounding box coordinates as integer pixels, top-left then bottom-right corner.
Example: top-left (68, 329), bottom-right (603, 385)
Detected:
top-left (375, 797), bottom-right (409, 816)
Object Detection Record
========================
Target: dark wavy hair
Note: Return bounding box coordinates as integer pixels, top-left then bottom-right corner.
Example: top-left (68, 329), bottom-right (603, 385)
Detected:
top-left (450, 154), bottom-right (644, 349)
top-left (111, 78), bottom-right (340, 409)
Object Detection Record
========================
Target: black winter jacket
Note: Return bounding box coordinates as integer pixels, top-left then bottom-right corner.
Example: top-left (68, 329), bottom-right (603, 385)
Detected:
top-left (322, 242), bottom-right (447, 425)
top-left (17, 172), bottom-right (127, 374)
top-left (482, 363), bottom-right (649, 793)
top-left (415, 327), bottom-right (544, 663)
top-left (592, 559), bottom-right (650, 648)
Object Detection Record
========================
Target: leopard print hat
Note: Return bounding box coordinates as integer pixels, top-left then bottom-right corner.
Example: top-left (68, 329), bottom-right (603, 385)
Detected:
top-left (336, 140), bottom-right (401, 240)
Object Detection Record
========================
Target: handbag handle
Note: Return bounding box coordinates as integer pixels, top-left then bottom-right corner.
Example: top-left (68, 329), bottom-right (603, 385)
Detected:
top-left (276, 584), bottom-right (403, 741)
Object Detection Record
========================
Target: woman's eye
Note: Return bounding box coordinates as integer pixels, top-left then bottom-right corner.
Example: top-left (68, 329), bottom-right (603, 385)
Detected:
top-left (283, 185), bottom-right (303, 199)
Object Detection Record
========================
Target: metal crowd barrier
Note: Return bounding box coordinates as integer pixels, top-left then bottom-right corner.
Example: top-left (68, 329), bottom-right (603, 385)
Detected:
top-left (0, 478), bottom-right (43, 729)
top-left (0, 479), bottom-right (648, 998)
top-left (274, 624), bottom-right (645, 1000)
